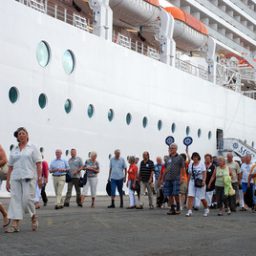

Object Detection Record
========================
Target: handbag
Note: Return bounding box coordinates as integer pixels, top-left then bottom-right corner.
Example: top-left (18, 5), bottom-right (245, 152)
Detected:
top-left (79, 172), bottom-right (87, 188)
top-left (106, 180), bottom-right (111, 196)
top-left (0, 164), bottom-right (8, 181)
top-left (192, 164), bottom-right (203, 188)
top-left (131, 180), bottom-right (140, 193)
top-left (65, 171), bottom-right (72, 183)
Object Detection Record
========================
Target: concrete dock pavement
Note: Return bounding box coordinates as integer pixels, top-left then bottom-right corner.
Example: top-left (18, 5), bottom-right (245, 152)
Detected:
top-left (0, 196), bottom-right (256, 256)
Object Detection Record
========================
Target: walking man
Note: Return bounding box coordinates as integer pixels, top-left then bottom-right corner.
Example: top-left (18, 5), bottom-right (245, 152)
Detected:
top-left (164, 143), bottom-right (185, 215)
top-left (49, 149), bottom-right (70, 210)
top-left (64, 149), bottom-right (83, 207)
top-left (108, 150), bottom-right (127, 208)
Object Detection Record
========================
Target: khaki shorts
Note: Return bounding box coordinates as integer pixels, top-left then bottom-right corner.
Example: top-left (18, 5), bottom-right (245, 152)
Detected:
top-left (180, 182), bottom-right (187, 194)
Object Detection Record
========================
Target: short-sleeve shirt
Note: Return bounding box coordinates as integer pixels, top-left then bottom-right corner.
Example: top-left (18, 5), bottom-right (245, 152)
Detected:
top-left (164, 154), bottom-right (185, 181)
top-left (84, 159), bottom-right (100, 178)
top-left (69, 156), bottom-right (83, 178)
top-left (241, 163), bottom-right (253, 184)
top-left (139, 160), bottom-right (154, 182)
top-left (8, 144), bottom-right (42, 180)
top-left (50, 159), bottom-right (70, 176)
top-left (226, 161), bottom-right (241, 183)
top-left (154, 164), bottom-right (163, 181)
top-left (188, 162), bottom-right (206, 180)
top-left (128, 164), bottom-right (138, 181)
top-left (110, 157), bottom-right (127, 180)
top-left (205, 163), bottom-right (216, 191)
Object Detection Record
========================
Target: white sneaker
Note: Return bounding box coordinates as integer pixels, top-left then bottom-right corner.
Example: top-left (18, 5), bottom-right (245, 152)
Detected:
top-left (186, 210), bottom-right (192, 217)
top-left (203, 208), bottom-right (209, 217)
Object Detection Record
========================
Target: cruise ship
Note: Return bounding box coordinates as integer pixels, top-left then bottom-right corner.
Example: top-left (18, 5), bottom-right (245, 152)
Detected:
top-left (1, 0), bottom-right (256, 195)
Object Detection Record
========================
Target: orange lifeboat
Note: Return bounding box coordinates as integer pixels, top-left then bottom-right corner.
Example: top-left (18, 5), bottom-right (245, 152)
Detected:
top-left (165, 7), bottom-right (208, 51)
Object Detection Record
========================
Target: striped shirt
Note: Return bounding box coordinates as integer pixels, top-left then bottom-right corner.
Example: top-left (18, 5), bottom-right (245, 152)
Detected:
top-left (139, 160), bottom-right (154, 182)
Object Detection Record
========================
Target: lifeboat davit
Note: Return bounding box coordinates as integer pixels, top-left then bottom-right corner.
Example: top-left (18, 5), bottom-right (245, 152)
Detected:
top-left (164, 7), bottom-right (208, 51)
top-left (109, 0), bottom-right (161, 28)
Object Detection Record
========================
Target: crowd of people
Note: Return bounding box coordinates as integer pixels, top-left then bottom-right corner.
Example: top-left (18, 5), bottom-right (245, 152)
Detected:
top-left (0, 127), bottom-right (256, 233)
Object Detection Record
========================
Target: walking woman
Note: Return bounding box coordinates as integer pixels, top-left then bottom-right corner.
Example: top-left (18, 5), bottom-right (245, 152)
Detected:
top-left (186, 152), bottom-right (209, 217)
top-left (0, 144), bottom-right (10, 231)
top-left (6, 127), bottom-right (42, 232)
top-left (81, 152), bottom-right (100, 208)
top-left (208, 156), bottom-right (233, 216)
top-left (126, 156), bottom-right (138, 209)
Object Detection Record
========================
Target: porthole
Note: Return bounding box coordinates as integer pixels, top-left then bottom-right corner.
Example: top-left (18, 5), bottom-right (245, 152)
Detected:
top-left (10, 144), bottom-right (14, 151)
top-left (252, 141), bottom-right (255, 148)
top-left (186, 126), bottom-right (190, 136)
top-left (63, 50), bottom-right (75, 74)
top-left (171, 123), bottom-right (176, 133)
top-left (157, 120), bottom-right (163, 131)
top-left (244, 139), bottom-right (247, 144)
top-left (142, 117), bottom-right (148, 128)
top-left (65, 149), bottom-right (69, 156)
top-left (108, 154), bottom-right (112, 159)
top-left (87, 104), bottom-right (94, 118)
top-left (64, 99), bottom-right (72, 113)
top-left (108, 109), bottom-right (114, 122)
top-left (208, 131), bottom-right (212, 140)
top-left (39, 147), bottom-right (44, 153)
top-left (9, 87), bottom-right (19, 103)
top-left (88, 152), bottom-right (91, 158)
top-left (126, 113), bottom-right (132, 125)
top-left (197, 129), bottom-right (201, 138)
top-left (38, 93), bottom-right (47, 109)
top-left (36, 41), bottom-right (50, 67)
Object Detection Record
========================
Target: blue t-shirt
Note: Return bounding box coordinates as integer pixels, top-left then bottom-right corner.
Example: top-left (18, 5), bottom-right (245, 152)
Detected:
top-left (50, 159), bottom-right (70, 176)
top-left (110, 157), bottom-right (127, 180)
top-left (154, 164), bottom-right (162, 181)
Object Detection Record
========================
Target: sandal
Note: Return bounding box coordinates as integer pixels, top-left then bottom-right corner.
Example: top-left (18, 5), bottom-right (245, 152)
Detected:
top-left (5, 225), bottom-right (20, 233)
top-left (31, 215), bottom-right (39, 231)
top-left (3, 219), bottom-right (11, 233)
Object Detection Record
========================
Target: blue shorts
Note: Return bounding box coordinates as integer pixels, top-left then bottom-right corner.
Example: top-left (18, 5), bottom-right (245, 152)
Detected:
top-left (163, 180), bottom-right (180, 197)
top-left (242, 182), bottom-right (253, 193)
top-left (111, 178), bottom-right (124, 196)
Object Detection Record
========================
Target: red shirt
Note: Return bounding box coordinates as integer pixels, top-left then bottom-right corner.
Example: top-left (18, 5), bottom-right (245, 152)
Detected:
top-left (42, 161), bottom-right (49, 180)
top-left (128, 164), bottom-right (138, 181)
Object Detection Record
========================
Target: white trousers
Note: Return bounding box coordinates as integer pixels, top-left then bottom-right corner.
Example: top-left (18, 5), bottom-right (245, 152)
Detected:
top-left (205, 191), bottom-right (214, 207)
top-left (8, 179), bottom-right (36, 220)
top-left (128, 180), bottom-right (136, 207)
top-left (82, 177), bottom-right (98, 197)
top-left (34, 184), bottom-right (41, 203)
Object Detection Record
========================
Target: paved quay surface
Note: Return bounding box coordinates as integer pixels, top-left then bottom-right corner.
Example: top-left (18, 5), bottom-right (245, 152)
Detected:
top-left (0, 196), bottom-right (256, 256)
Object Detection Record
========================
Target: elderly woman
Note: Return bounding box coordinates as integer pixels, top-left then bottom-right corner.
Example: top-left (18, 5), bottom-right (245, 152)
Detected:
top-left (126, 156), bottom-right (138, 209)
top-left (0, 144), bottom-right (10, 231)
top-left (6, 127), bottom-right (42, 232)
top-left (208, 156), bottom-right (233, 216)
top-left (186, 152), bottom-right (209, 217)
top-left (81, 152), bottom-right (100, 208)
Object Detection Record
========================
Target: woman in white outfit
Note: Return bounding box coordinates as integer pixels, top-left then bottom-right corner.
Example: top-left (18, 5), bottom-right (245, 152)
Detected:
top-left (186, 152), bottom-right (209, 217)
top-left (81, 152), bottom-right (99, 208)
top-left (6, 127), bottom-right (42, 232)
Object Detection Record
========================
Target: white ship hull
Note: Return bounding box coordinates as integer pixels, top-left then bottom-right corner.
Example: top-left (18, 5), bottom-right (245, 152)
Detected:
top-left (1, 1), bottom-right (256, 196)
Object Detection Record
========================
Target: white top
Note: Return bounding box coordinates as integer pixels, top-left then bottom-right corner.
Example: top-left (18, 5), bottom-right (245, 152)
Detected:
top-left (8, 144), bottom-right (42, 180)
top-left (188, 162), bottom-right (206, 180)
top-left (241, 163), bottom-right (253, 184)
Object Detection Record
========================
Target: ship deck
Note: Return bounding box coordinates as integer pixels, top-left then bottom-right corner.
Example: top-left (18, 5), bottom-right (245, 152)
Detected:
top-left (0, 196), bottom-right (256, 256)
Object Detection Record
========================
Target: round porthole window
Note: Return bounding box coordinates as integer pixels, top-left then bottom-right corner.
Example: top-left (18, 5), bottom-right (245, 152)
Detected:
top-left (38, 93), bottom-right (47, 109)
top-left (126, 113), bottom-right (132, 125)
top-left (63, 50), bottom-right (75, 74)
top-left (171, 123), bottom-right (176, 133)
top-left (108, 109), bottom-right (114, 122)
top-left (208, 131), bottom-right (212, 140)
top-left (87, 104), bottom-right (94, 118)
top-left (10, 144), bottom-right (14, 151)
top-left (252, 141), bottom-right (255, 148)
top-left (197, 129), bottom-right (201, 138)
top-left (64, 99), bottom-right (72, 113)
top-left (9, 87), bottom-right (19, 103)
top-left (39, 147), bottom-right (44, 153)
top-left (157, 120), bottom-right (162, 131)
top-left (65, 149), bottom-right (69, 156)
top-left (142, 117), bottom-right (148, 128)
top-left (36, 41), bottom-right (50, 67)
top-left (108, 154), bottom-right (112, 159)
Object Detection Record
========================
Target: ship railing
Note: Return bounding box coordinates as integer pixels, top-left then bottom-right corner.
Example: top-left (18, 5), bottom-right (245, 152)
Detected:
top-left (239, 67), bottom-right (256, 82)
top-left (243, 91), bottom-right (256, 100)
top-left (113, 32), bottom-right (160, 60)
top-left (175, 58), bottom-right (210, 81)
top-left (17, 0), bottom-right (93, 32)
